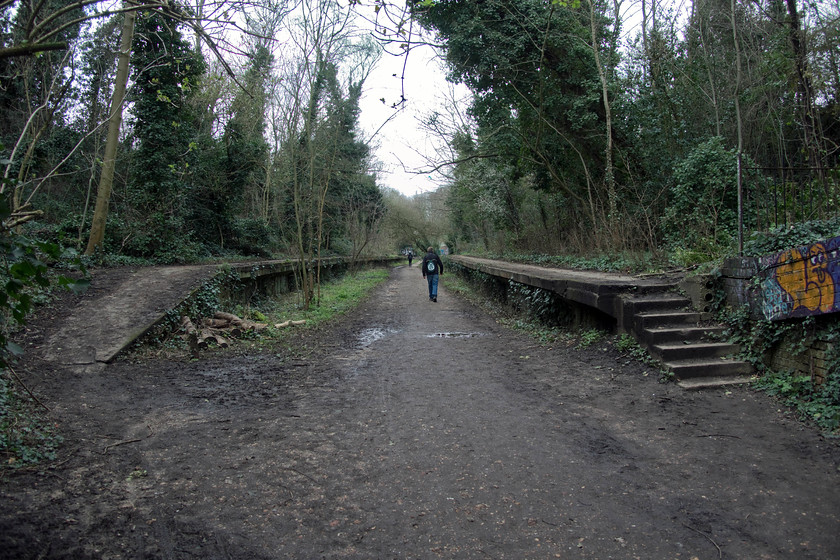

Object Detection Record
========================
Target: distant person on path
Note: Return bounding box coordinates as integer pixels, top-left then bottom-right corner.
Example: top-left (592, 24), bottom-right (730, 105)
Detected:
top-left (421, 246), bottom-right (443, 302)
top-left (407, 250), bottom-right (413, 267)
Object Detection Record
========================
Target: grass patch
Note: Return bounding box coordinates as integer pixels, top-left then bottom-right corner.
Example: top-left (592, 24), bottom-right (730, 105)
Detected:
top-left (576, 328), bottom-right (605, 349)
top-left (237, 267), bottom-right (390, 330)
top-left (129, 266), bottom-right (392, 358)
top-left (444, 272), bottom-right (595, 348)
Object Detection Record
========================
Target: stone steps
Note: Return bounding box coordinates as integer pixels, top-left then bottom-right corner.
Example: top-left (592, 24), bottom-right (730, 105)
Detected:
top-left (447, 256), bottom-right (754, 390)
top-left (652, 341), bottom-right (742, 361)
top-left (622, 293), bottom-right (753, 389)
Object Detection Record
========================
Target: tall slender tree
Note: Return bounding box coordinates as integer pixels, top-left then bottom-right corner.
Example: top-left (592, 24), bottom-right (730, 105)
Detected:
top-left (85, 5), bottom-right (136, 255)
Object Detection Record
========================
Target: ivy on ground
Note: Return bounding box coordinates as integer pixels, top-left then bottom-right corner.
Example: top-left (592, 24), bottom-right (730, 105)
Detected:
top-left (0, 372), bottom-right (63, 469)
top-left (1, 190), bottom-right (90, 470)
top-left (721, 305), bottom-right (840, 435)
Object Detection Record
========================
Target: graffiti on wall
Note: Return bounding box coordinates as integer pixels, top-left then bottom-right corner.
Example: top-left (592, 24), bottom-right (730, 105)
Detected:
top-left (758, 236), bottom-right (840, 321)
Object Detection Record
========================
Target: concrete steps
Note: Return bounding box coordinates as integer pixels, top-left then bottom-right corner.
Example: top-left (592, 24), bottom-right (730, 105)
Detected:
top-left (447, 256), bottom-right (753, 390)
top-left (652, 341), bottom-right (741, 361)
top-left (621, 293), bottom-right (753, 389)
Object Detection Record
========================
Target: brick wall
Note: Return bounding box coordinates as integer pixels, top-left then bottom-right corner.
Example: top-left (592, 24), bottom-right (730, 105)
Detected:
top-left (766, 335), bottom-right (832, 385)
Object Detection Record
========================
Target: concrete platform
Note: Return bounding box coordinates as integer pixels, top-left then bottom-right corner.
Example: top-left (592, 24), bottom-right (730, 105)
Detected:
top-left (448, 255), bottom-right (754, 388)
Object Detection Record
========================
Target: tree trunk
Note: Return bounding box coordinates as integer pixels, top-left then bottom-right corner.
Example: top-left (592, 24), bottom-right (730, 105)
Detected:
top-left (784, 0), bottom-right (822, 175)
top-left (588, 0), bottom-right (616, 226)
top-left (85, 2), bottom-right (136, 255)
top-left (641, 0), bottom-right (650, 86)
top-left (731, 0), bottom-right (744, 254)
top-left (698, 12), bottom-right (721, 137)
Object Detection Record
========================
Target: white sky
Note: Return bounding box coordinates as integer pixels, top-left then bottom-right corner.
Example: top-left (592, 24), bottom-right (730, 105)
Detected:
top-left (357, 42), bottom-right (459, 198)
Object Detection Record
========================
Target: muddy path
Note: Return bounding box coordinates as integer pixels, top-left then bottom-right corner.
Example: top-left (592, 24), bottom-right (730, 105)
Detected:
top-left (2, 264), bottom-right (840, 559)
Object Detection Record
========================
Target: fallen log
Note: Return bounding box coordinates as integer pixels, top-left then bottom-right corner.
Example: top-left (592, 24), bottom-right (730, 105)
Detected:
top-left (200, 328), bottom-right (229, 348)
top-left (274, 319), bottom-right (306, 328)
top-left (202, 317), bottom-right (230, 329)
top-left (183, 313), bottom-right (279, 354)
top-left (179, 316), bottom-right (231, 349)
top-left (181, 316), bottom-right (200, 356)
top-left (180, 316), bottom-right (197, 334)
top-left (208, 312), bottom-right (268, 333)
top-left (213, 311), bottom-right (243, 326)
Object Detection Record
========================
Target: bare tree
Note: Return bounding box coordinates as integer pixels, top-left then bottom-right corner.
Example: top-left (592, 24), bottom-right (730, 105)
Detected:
top-left (0, 0), bottom-right (289, 237)
top-left (273, 0), bottom-right (378, 308)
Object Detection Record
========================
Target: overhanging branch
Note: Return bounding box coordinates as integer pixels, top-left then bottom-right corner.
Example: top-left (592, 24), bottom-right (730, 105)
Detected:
top-left (0, 42), bottom-right (68, 59)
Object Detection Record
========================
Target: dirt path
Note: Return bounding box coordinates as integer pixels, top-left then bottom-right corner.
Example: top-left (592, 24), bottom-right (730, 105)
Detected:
top-left (2, 265), bottom-right (840, 559)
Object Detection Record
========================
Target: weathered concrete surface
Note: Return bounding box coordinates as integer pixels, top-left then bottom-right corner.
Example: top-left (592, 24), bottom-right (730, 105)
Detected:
top-left (448, 255), bottom-right (682, 319)
top-left (39, 257), bottom-right (402, 368)
top-left (42, 265), bottom-right (219, 365)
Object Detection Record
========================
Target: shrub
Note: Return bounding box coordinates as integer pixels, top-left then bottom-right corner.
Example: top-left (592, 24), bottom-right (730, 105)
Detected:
top-left (662, 137), bottom-right (740, 253)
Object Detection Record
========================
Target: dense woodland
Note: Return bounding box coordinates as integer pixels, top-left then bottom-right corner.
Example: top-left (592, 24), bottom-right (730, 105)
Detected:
top-left (2, 0), bottom-right (839, 259)
top-left (0, 0), bottom-right (838, 313)
top-left (412, 0), bottom-right (840, 260)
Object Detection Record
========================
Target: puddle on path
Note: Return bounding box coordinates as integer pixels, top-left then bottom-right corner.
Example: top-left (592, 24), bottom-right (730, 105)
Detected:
top-left (354, 328), bottom-right (485, 348)
top-left (426, 332), bottom-right (486, 339)
top-left (356, 327), bottom-right (399, 348)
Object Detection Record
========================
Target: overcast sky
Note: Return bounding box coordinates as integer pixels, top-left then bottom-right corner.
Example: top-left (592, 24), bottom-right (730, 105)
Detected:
top-left (357, 41), bottom-right (461, 198)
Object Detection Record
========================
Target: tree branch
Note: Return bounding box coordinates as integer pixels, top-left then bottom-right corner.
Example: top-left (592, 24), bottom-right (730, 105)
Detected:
top-left (0, 42), bottom-right (68, 59)
top-left (411, 152), bottom-right (499, 175)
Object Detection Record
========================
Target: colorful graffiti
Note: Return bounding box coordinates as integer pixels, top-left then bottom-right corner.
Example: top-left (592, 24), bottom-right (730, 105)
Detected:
top-left (759, 236), bottom-right (840, 320)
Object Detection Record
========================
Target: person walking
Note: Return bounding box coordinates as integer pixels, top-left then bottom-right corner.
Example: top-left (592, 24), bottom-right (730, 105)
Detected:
top-left (421, 246), bottom-right (443, 302)
top-left (407, 249), bottom-right (413, 267)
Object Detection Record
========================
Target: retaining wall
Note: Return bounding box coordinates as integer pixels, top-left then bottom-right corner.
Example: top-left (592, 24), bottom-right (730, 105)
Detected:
top-left (721, 236), bottom-right (840, 322)
top-left (766, 333), bottom-right (833, 384)
top-left (225, 256), bottom-right (401, 302)
top-left (718, 238), bottom-right (840, 381)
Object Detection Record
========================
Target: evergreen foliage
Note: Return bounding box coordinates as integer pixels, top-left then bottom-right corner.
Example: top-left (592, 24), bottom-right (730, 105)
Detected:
top-left (416, 0), bottom-right (607, 242)
top-left (413, 0), bottom-right (840, 257)
top-left (124, 11), bottom-right (207, 261)
top-left (661, 137), bottom-right (743, 254)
